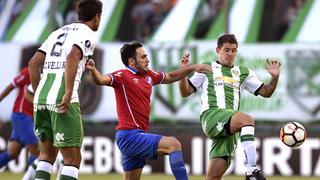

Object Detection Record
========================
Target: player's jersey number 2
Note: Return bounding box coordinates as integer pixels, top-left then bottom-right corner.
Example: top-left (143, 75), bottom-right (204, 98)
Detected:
top-left (50, 33), bottom-right (68, 57)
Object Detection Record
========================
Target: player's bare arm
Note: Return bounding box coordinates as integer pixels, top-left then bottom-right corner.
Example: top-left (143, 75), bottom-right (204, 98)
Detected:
top-left (179, 54), bottom-right (195, 97)
top-left (163, 53), bottom-right (212, 84)
top-left (258, 59), bottom-right (281, 98)
top-left (0, 84), bottom-right (14, 102)
top-left (86, 59), bottom-right (112, 86)
top-left (28, 51), bottom-right (46, 92)
top-left (57, 45), bottom-right (82, 114)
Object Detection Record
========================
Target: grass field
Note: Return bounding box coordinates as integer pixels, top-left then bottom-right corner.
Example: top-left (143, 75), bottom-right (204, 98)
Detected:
top-left (0, 173), bottom-right (319, 180)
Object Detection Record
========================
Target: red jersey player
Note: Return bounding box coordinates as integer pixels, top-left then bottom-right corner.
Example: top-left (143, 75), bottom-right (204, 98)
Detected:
top-left (0, 67), bottom-right (39, 179)
top-left (86, 42), bottom-right (212, 180)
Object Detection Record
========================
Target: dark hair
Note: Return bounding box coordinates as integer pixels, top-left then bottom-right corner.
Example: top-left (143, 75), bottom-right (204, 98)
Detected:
top-left (77, 0), bottom-right (102, 21)
top-left (120, 42), bottom-right (143, 66)
top-left (217, 34), bottom-right (238, 48)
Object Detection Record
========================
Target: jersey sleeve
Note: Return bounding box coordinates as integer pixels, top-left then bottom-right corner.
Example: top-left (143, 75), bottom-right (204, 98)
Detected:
top-left (189, 72), bottom-right (206, 91)
top-left (73, 31), bottom-right (97, 57)
top-left (243, 69), bottom-right (263, 95)
top-left (12, 68), bottom-right (29, 88)
top-left (109, 70), bottom-right (124, 87)
top-left (149, 70), bottom-right (165, 86)
top-left (38, 37), bottom-right (50, 54)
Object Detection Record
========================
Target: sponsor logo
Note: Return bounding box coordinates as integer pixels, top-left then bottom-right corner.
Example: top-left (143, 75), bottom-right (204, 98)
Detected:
top-left (34, 104), bottom-right (58, 112)
top-left (133, 78), bottom-right (139, 84)
top-left (43, 61), bottom-right (66, 70)
top-left (114, 72), bottom-right (122, 77)
top-left (214, 76), bottom-right (240, 89)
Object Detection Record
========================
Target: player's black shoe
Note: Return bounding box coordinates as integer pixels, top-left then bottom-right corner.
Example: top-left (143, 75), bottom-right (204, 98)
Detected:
top-left (245, 169), bottom-right (267, 180)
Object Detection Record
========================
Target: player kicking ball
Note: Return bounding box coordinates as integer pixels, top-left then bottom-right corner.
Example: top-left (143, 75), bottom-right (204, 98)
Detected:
top-left (179, 34), bottom-right (281, 180)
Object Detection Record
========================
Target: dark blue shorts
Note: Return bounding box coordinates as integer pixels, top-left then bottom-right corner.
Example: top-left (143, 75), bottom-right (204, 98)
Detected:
top-left (10, 112), bottom-right (38, 146)
top-left (115, 129), bottom-right (162, 171)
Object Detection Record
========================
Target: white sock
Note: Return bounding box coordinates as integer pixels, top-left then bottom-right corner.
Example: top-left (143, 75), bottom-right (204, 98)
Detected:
top-left (242, 141), bottom-right (257, 175)
top-left (35, 161), bottom-right (53, 180)
top-left (56, 159), bottom-right (64, 180)
top-left (22, 164), bottom-right (37, 180)
top-left (60, 165), bottom-right (79, 179)
top-left (240, 126), bottom-right (257, 175)
top-left (23, 158), bottom-right (39, 180)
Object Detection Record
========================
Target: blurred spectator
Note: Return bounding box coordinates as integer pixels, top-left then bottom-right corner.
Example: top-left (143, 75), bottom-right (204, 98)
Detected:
top-left (275, 0), bottom-right (304, 40)
top-left (131, 0), bottom-right (152, 42)
top-left (49, 0), bottom-right (64, 31)
top-left (9, 0), bottom-right (31, 26)
top-left (143, 0), bottom-right (165, 41)
top-left (160, 0), bottom-right (176, 16)
top-left (286, 0), bottom-right (304, 26)
top-left (195, 0), bottom-right (224, 38)
top-left (131, 0), bottom-right (175, 42)
top-left (64, 0), bottom-right (78, 25)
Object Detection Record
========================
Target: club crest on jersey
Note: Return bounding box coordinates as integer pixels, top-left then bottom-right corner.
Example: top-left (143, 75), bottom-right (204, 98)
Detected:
top-left (85, 40), bottom-right (91, 48)
top-left (146, 76), bottom-right (153, 86)
top-left (232, 69), bottom-right (240, 76)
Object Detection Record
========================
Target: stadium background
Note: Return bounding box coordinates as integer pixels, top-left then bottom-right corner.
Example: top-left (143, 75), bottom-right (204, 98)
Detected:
top-left (0, 0), bottom-right (320, 178)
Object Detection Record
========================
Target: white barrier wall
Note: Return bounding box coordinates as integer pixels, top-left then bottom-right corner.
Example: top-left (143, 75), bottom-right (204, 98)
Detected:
top-left (0, 42), bottom-right (319, 122)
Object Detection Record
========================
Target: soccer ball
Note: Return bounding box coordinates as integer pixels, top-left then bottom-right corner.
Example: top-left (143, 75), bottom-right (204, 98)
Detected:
top-left (280, 122), bottom-right (306, 147)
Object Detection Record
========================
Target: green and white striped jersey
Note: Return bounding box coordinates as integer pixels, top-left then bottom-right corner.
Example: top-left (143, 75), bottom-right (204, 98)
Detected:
top-left (190, 61), bottom-right (263, 114)
top-left (34, 23), bottom-right (97, 104)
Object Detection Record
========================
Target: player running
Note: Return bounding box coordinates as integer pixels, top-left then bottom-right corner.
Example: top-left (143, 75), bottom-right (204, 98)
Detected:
top-left (0, 67), bottom-right (39, 180)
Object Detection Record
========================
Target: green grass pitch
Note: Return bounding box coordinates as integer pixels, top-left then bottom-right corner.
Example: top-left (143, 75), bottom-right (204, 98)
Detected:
top-left (0, 173), bottom-right (319, 180)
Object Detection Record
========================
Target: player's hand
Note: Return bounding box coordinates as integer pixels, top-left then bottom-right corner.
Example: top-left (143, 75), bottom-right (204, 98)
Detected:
top-left (194, 64), bottom-right (212, 74)
top-left (180, 53), bottom-right (190, 68)
top-left (57, 93), bottom-right (72, 114)
top-left (85, 59), bottom-right (96, 71)
top-left (266, 59), bottom-right (281, 78)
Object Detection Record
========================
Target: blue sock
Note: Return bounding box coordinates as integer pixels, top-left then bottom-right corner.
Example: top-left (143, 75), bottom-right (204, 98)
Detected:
top-left (28, 155), bottom-right (37, 166)
top-left (169, 151), bottom-right (188, 180)
top-left (0, 150), bottom-right (13, 168)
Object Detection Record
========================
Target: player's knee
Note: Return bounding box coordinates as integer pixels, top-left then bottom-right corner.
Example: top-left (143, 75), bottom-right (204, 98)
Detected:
top-left (62, 151), bottom-right (82, 167)
top-left (8, 150), bottom-right (20, 159)
top-left (39, 152), bottom-right (56, 164)
top-left (168, 137), bottom-right (182, 152)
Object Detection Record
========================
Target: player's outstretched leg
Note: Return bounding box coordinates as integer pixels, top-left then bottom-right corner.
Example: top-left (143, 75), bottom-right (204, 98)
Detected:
top-left (0, 150), bottom-right (13, 168)
top-left (169, 151), bottom-right (188, 180)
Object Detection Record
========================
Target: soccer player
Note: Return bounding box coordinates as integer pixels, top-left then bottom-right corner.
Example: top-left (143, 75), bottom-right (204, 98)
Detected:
top-left (0, 67), bottom-right (39, 180)
top-left (179, 34), bottom-right (281, 180)
top-left (28, 0), bottom-right (103, 179)
top-left (86, 42), bottom-right (212, 180)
